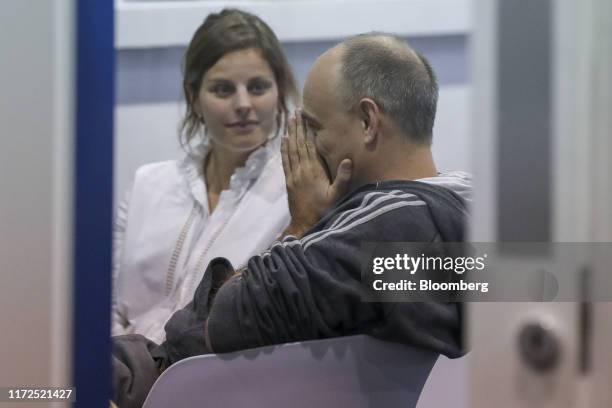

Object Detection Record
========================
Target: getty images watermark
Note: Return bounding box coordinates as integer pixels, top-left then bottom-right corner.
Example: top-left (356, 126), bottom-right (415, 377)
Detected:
top-left (371, 251), bottom-right (489, 293)
top-left (360, 242), bottom-right (612, 302)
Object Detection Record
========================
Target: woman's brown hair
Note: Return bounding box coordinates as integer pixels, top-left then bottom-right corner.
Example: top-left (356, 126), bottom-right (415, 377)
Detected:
top-left (181, 8), bottom-right (298, 147)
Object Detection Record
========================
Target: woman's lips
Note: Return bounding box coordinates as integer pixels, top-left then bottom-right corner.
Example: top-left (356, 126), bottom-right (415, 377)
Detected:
top-left (226, 121), bottom-right (259, 133)
top-left (226, 120), bottom-right (258, 127)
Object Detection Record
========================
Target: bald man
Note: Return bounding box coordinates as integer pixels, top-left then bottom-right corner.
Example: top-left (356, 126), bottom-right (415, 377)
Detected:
top-left (202, 33), bottom-right (472, 353)
top-left (112, 33), bottom-right (472, 407)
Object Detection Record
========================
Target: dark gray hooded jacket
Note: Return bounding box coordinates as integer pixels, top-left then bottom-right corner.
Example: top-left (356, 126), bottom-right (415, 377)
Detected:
top-left (112, 174), bottom-right (472, 407)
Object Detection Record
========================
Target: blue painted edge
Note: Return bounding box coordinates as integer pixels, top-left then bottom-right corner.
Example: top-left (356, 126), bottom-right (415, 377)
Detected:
top-left (73, 1), bottom-right (114, 406)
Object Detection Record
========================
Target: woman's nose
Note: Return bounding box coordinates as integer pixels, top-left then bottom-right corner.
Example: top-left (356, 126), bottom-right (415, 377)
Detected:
top-left (233, 87), bottom-right (252, 116)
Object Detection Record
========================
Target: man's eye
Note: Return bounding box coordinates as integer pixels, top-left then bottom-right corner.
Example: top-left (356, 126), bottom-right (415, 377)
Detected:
top-left (304, 119), bottom-right (320, 134)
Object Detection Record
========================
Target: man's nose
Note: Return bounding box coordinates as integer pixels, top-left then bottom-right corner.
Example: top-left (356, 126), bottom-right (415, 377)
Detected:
top-left (233, 86), bottom-right (252, 116)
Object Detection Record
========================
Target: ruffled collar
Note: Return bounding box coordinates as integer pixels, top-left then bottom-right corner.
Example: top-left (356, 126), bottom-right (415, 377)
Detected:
top-left (178, 136), bottom-right (280, 210)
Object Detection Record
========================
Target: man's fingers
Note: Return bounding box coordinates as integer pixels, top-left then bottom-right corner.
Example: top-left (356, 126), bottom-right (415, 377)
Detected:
top-left (295, 109), bottom-right (308, 163)
top-left (304, 119), bottom-right (317, 160)
top-left (330, 159), bottom-right (353, 201)
top-left (287, 116), bottom-right (300, 169)
top-left (281, 134), bottom-right (292, 182)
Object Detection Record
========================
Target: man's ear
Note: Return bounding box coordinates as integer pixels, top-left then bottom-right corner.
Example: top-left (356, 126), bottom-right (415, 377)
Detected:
top-left (358, 98), bottom-right (380, 144)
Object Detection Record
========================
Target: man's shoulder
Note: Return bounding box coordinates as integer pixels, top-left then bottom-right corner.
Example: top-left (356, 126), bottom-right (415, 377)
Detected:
top-left (317, 180), bottom-right (467, 242)
top-left (317, 183), bottom-right (432, 233)
top-left (335, 180), bottom-right (462, 212)
top-left (339, 185), bottom-right (428, 213)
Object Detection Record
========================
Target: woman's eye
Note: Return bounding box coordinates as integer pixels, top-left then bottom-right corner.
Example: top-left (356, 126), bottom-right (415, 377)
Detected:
top-left (249, 80), bottom-right (271, 95)
top-left (211, 84), bottom-right (234, 96)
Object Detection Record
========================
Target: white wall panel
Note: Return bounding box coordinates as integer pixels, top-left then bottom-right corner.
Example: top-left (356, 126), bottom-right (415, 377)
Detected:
top-left (114, 102), bottom-right (185, 202)
top-left (116, 0), bottom-right (472, 48)
top-left (432, 85), bottom-right (473, 174)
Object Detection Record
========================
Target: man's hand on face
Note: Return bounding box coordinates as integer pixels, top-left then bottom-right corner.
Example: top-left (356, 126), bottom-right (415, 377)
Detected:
top-left (281, 109), bottom-right (352, 238)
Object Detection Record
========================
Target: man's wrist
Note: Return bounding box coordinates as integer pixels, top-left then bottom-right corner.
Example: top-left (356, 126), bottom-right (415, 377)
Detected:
top-left (281, 221), bottom-right (310, 239)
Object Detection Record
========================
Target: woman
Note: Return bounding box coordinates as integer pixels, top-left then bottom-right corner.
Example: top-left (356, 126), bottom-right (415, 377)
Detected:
top-left (112, 9), bottom-right (298, 344)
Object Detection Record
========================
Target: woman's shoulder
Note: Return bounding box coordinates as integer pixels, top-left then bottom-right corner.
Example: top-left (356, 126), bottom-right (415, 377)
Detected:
top-left (130, 159), bottom-right (191, 195)
top-left (136, 160), bottom-right (178, 177)
top-left (123, 158), bottom-right (200, 213)
top-left (134, 159), bottom-right (181, 180)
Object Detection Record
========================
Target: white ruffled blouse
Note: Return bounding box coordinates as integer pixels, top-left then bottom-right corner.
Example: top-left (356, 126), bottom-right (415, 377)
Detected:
top-left (112, 137), bottom-right (290, 343)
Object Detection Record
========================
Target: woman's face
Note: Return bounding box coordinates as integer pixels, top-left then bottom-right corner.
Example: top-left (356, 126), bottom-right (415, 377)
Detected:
top-left (196, 48), bottom-right (279, 152)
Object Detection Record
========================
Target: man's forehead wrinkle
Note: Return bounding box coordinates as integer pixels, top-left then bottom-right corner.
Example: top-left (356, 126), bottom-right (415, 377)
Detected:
top-left (302, 91), bottom-right (324, 126)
